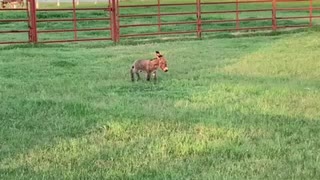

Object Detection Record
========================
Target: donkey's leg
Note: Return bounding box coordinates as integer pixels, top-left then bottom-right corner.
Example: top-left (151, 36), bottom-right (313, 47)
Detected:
top-left (152, 71), bottom-right (157, 81)
top-left (130, 68), bottom-right (135, 82)
top-left (146, 73), bottom-right (151, 81)
top-left (136, 73), bottom-right (141, 81)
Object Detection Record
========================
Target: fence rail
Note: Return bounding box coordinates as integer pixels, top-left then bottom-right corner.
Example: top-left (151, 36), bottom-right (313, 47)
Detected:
top-left (0, 0), bottom-right (319, 44)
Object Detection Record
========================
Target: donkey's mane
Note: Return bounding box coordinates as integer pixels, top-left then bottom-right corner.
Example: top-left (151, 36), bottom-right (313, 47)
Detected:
top-left (150, 56), bottom-right (162, 61)
top-left (149, 54), bottom-right (163, 61)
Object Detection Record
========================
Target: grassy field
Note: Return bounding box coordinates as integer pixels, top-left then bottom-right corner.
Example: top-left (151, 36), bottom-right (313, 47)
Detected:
top-left (1, 26), bottom-right (320, 178)
top-left (1, 0), bottom-right (320, 179)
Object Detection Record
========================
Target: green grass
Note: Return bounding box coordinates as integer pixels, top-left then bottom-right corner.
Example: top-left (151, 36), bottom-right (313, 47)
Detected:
top-left (1, 25), bottom-right (320, 179)
top-left (1, 0), bottom-right (320, 179)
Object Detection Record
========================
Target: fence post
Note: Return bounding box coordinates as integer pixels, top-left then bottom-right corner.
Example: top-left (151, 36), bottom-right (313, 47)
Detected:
top-left (72, 0), bottom-right (78, 40)
top-left (116, 0), bottom-right (119, 42)
top-left (26, 0), bottom-right (31, 42)
top-left (236, 0), bottom-right (240, 31)
top-left (28, 0), bottom-right (38, 43)
top-left (109, 0), bottom-right (113, 41)
top-left (117, 0), bottom-right (120, 42)
top-left (196, 0), bottom-right (202, 38)
top-left (110, 0), bottom-right (119, 43)
top-left (158, 0), bottom-right (161, 32)
top-left (272, 0), bottom-right (277, 31)
top-left (309, 0), bottom-right (313, 27)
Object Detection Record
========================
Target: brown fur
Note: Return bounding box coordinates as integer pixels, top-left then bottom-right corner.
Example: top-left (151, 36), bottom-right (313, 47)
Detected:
top-left (131, 51), bottom-right (168, 82)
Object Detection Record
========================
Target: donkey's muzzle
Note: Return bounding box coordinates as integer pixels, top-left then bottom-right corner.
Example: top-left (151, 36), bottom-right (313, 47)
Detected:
top-left (164, 68), bottom-right (168, 72)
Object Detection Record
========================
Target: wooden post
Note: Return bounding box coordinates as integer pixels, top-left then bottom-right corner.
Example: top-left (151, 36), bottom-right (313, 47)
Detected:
top-left (158, 0), bottom-right (161, 32)
top-left (72, 0), bottom-right (77, 40)
top-left (28, 0), bottom-right (38, 43)
top-left (309, 0), bottom-right (313, 27)
top-left (196, 0), bottom-right (202, 38)
top-left (27, 0), bottom-right (31, 42)
top-left (236, 0), bottom-right (240, 30)
top-left (111, 0), bottom-right (119, 43)
top-left (272, 0), bottom-right (277, 31)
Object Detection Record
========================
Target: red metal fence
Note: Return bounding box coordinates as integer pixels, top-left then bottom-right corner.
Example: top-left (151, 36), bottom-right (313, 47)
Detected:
top-left (0, 0), bottom-right (319, 44)
top-left (0, 0), bottom-right (113, 44)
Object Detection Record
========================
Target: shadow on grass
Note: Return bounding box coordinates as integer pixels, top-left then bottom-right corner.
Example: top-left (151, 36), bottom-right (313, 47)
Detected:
top-left (1, 109), bottom-right (319, 179)
top-left (0, 98), bottom-right (100, 158)
top-left (0, 43), bottom-right (69, 51)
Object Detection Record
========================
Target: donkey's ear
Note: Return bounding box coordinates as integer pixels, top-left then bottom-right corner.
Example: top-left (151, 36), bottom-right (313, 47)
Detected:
top-left (155, 51), bottom-right (161, 59)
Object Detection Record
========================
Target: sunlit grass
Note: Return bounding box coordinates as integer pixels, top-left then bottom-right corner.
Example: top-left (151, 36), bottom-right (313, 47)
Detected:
top-left (1, 121), bottom-right (247, 177)
top-left (222, 32), bottom-right (320, 80)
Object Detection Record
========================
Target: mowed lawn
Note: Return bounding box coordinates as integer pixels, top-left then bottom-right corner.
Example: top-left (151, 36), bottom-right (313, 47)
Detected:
top-left (1, 29), bottom-right (320, 179)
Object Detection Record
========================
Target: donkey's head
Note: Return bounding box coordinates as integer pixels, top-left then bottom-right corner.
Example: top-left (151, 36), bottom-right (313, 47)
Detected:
top-left (155, 51), bottom-right (168, 72)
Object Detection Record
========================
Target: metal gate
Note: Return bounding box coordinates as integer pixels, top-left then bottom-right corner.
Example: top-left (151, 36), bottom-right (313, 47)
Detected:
top-left (0, 0), bottom-right (116, 44)
top-left (0, 0), bottom-right (318, 45)
top-left (0, 0), bottom-right (29, 44)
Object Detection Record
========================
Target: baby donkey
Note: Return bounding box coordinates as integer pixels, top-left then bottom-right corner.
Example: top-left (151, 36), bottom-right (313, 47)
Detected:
top-left (130, 51), bottom-right (168, 82)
